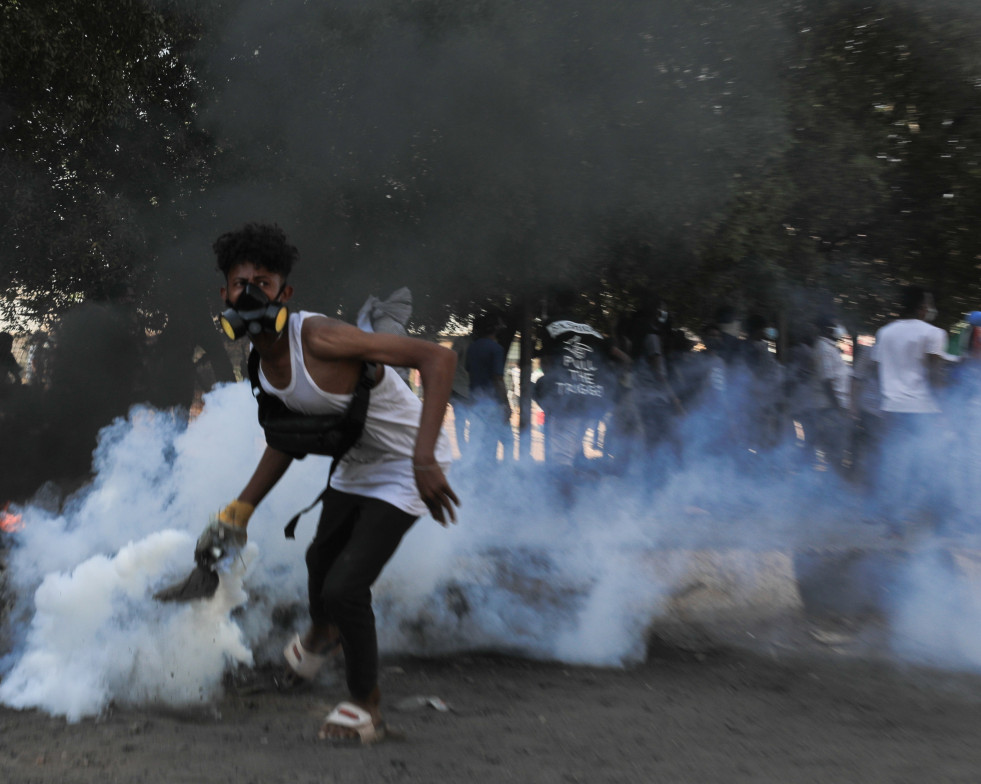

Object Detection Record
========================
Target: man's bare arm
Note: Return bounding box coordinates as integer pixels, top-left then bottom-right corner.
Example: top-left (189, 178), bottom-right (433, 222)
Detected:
top-left (202, 446), bottom-right (293, 541)
top-left (927, 352), bottom-right (948, 390)
top-left (238, 446), bottom-right (295, 508)
top-left (306, 320), bottom-right (461, 524)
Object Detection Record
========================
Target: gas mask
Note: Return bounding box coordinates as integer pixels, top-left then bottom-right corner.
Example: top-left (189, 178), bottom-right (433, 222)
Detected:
top-left (218, 283), bottom-right (288, 340)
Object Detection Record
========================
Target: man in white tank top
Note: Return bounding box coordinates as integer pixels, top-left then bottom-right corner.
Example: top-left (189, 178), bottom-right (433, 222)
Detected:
top-left (206, 223), bottom-right (459, 745)
top-left (870, 285), bottom-right (954, 533)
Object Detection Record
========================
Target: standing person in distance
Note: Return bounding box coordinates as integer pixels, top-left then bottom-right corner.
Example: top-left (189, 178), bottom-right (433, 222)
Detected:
top-left (464, 311), bottom-right (512, 466)
top-left (871, 285), bottom-right (955, 532)
top-left (812, 314), bottom-right (852, 474)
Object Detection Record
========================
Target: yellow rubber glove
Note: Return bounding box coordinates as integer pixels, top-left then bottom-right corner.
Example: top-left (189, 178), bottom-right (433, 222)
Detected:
top-left (195, 500), bottom-right (254, 567)
top-left (217, 499), bottom-right (254, 529)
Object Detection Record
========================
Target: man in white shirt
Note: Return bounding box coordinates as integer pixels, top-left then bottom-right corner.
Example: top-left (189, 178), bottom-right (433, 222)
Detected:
top-left (873, 288), bottom-right (948, 415)
top-left (871, 286), bottom-right (953, 531)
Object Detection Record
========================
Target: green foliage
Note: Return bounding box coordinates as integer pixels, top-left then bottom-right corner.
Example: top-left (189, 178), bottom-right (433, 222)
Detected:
top-left (698, 0), bottom-right (981, 331)
top-left (0, 0), bottom-right (207, 327)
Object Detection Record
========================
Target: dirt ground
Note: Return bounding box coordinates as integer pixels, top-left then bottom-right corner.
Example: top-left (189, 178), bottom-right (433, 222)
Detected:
top-left (2, 617), bottom-right (981, 784)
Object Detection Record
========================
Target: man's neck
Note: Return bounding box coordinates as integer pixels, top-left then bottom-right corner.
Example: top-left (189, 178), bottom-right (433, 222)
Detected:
top-left (251, 330), bottom-right (288, 362)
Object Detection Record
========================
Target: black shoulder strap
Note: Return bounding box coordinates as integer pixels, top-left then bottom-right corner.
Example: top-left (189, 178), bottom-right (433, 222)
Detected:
top-left (247, 348), bottom-right (262, 396)
top-left (246, 349), bottom-right (375, 539)
top-left (283, 460), bottom-right (338, 539)
top-left (282, 362), bottom-right (375, 539)
top-left (345, 359), bottom-right (375, 425)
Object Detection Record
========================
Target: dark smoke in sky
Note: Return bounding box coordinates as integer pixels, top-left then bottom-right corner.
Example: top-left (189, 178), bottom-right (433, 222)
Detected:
top-left (173, 0), bottom-right (791, 322)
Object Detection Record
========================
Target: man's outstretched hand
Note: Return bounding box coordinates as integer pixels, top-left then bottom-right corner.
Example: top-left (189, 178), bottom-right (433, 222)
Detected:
top-left (194, 500), bottom-right (253, 568)
top-left (413, 464), bottom-right (460, 526)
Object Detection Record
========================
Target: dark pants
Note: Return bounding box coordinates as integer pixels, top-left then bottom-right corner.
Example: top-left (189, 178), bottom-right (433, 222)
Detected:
top-left (876, 412), bottom-right (944, 528)
top-left (813, 407), bottom-right (849, 474)
top-left (849, 410), bottom-right (883, 487)
top-left (469, 397), bottom-right (512, 465)
top-left (306, 488), bottom-right (417, 700)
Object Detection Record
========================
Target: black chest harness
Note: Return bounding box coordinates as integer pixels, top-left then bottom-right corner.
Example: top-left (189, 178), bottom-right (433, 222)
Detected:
top-left (247, 349), bottom-right (374, 537)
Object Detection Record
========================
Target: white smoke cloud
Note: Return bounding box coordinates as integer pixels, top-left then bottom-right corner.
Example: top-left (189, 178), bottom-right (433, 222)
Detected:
top-left (0, 382), bottom-right (324, 721)
top-left (4, 367), bottom-right (981, 722)
top-left (0, 532), bottom-right (254, 722)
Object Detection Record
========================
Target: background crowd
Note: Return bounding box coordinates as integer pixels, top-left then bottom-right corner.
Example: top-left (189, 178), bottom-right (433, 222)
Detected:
top-left (450, 285), bottom-right (976, 535)
top-left (2, 279), bottom-right (977, 543)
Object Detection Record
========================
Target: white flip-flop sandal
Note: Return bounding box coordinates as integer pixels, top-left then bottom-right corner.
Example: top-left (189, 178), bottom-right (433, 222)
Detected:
top-left (318, 702), bottom-right (386, 745)
top-left (283, 633), bottom-right (329, 680)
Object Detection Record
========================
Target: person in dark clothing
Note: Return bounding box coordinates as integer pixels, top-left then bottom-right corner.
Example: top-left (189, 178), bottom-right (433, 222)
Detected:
top-left (783, 323), bottom-right (819, 461)
top-left (812, 314), bottom-right (852, 474)
top-left (449, 331), bottom-right (473, 454)
top-left (686, 323), bottom-right (735, 456)
top-left (536, 291), bottom-right (622, 485)
top-left (631, 304), bottom-right (684, 457)
top-left (42, 296), bottom-right (145, 480)
top-left (0, 332), bottom-right (21, 395)
top-left (713, 305), bottom-right (745, 366)
top-left (739, 314), bottom-right (784, 452)
top-left (464, 311), bottom-right (512, 465)
top-left (145, 290), bottom-right (236, 415)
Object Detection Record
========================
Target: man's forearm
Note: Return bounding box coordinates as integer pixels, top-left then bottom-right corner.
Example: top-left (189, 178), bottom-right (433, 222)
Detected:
top-left (413, 349), bottom-right (456, 463)
top-left (238, 445), bottom-right (294, 507)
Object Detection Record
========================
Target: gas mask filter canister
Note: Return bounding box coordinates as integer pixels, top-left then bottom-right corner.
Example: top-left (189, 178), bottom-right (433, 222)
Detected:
top-left (219, 283), bottom-right (288, 340)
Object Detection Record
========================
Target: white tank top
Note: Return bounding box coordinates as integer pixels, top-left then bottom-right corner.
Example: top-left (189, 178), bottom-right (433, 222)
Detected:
top-left (258, 311), bottom-right (453, 516)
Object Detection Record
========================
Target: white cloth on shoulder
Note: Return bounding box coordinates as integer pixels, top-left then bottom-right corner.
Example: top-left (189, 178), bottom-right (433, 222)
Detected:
top-left (357, 287), bottom-right (413, 384)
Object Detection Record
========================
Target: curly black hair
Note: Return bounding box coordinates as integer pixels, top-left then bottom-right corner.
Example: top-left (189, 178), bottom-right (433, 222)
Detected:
top-left (213, 223), bottom-right (298, 278)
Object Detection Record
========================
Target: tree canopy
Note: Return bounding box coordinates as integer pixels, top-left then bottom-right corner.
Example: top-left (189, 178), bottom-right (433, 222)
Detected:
top-left (0, 0), bottom-right (209, 325)
top-left (696, 0), bottom-right (981, 331)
